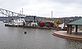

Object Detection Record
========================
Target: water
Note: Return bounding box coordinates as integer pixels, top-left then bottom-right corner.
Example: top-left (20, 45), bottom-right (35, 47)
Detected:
top-left (0, 21), bottom-right (82, 49)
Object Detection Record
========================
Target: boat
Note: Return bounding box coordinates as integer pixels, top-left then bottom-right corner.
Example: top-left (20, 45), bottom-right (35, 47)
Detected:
top-left (4, 18), bottom-right (55, 30)
top-left (5, 18), bottom-right (26, 26)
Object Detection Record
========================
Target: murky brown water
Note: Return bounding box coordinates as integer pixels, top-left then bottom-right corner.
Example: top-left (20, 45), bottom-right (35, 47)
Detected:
top-left (0, 21), bottom-right (82, 49)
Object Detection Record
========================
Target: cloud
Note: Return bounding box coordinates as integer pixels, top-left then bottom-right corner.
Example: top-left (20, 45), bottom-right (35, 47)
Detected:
top-left (0, 0), bottom-right (82, 17)
top-left (52, 0), bottom-right (82, 4)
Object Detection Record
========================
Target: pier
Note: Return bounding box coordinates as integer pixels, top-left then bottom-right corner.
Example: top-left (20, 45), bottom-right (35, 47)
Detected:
top-left (53, 31), bottom-right (82, 41)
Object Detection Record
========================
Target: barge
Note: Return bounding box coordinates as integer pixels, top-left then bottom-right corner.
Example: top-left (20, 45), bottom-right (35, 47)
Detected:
top-left (4, 18), bottom-right (55, 30)
top-left (5, 24), bottom-right (54, 29)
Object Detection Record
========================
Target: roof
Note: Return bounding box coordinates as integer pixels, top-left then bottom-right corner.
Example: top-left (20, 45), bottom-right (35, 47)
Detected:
top-left (68, 18), bottom-right (82, 25)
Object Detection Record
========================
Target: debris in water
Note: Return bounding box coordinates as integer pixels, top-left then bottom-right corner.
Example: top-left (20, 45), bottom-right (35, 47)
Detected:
top-left (24, 31), bottom-right (27, 34)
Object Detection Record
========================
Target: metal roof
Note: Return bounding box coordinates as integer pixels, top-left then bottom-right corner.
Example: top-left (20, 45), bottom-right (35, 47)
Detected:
top-left (68, 18), bottom-right (82, 25)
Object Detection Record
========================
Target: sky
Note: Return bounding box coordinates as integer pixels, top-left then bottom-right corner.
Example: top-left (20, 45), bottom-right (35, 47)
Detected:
top-left (0, 0), bottom-right (82, 18)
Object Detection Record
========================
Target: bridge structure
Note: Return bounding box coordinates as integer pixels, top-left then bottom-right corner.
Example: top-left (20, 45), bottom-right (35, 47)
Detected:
top-left (0, 8), bottom-right (26, 17)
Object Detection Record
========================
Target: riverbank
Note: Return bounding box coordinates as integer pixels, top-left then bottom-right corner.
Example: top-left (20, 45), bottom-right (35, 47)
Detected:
top-left (52, 31), bottom-right (82, 41)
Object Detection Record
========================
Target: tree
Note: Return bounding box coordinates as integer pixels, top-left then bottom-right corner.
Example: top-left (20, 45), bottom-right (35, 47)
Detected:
top-left (54, 19), bottom-right (62, 30)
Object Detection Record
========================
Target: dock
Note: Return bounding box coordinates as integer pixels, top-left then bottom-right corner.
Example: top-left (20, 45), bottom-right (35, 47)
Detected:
top-left (52, 31), bottom-right (82, 41)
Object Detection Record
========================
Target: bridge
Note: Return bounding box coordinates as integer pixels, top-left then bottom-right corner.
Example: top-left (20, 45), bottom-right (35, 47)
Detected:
top-left (0, 8), bottom-right (26, 17)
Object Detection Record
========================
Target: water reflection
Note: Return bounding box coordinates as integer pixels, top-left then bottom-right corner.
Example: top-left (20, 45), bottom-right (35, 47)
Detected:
top-left (0, 21), bottom-right (82, 49)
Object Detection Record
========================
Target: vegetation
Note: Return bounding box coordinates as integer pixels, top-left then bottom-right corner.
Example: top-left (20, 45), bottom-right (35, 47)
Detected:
top-left (54, 18), bottom-right (62, 30)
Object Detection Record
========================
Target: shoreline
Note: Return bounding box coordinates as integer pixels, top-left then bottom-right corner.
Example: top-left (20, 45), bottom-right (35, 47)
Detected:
top-left (52, 31), bottom-right (82, 42)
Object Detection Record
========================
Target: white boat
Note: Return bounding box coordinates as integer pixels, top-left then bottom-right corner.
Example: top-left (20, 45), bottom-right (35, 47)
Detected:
top-left (5, 18), bottom-right (26, 26)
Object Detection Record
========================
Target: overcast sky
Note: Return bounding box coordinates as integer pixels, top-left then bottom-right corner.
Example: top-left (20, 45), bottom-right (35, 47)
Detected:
top-left (0, 0), bottom-right (82, 18)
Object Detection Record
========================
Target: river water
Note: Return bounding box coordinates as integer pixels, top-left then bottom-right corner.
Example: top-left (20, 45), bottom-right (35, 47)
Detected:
top-left (0, 21), bottom-right (82, 49)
